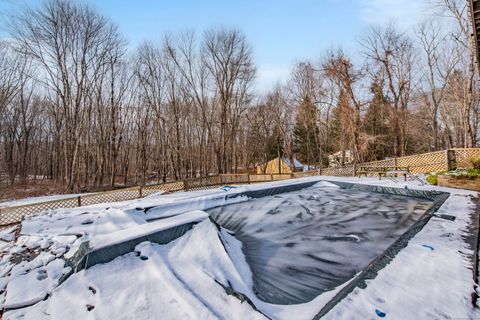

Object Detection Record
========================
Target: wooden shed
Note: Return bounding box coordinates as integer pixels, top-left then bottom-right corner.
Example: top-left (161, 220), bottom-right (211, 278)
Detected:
top-left (256, 157), bottom-right (304, 174)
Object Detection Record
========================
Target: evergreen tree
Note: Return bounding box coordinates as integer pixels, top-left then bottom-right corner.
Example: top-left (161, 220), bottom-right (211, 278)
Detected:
top-left (330, 88), bottom-right (354, 164)
top-left (363, 81), bottom-right (392, 160)
top-left (293, 96), bottom-right (321, 165)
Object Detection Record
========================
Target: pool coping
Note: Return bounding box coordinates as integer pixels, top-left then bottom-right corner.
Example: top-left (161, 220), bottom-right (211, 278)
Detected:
top-left (37, 179), bottom-right (452, 318)
top-left (220, 179), bottom-right (451, 318)
top-left (51, 180), bottom-right (325, 292)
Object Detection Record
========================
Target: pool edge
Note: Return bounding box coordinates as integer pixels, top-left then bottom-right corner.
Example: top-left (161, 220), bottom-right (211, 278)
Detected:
top-left (312, 182), bottom-right (449, 319)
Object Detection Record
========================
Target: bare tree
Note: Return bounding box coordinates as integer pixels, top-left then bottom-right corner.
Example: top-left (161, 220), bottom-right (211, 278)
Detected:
top-left (323, 50), bottom-right (366, 162)
top-left (10, 0), bottom-right (125, 190)
top-left (1, 0), bottom-right (478, 196)
top-left (362, 24), bottom-right (416, 156)
top-left (202, 28), bottom-right (255, 173)
top-left (0, 41), bottom-right (23, 120)
top-left (437, 0), bottom-right (479, 147)
top-left (418, 20), bottom-right (459, 150)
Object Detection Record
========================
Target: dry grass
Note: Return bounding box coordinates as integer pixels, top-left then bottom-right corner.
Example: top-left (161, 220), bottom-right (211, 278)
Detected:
top-left (0, 178), bottom-right (140, 204)
top-left (0, 180), bottom-right (66, 202)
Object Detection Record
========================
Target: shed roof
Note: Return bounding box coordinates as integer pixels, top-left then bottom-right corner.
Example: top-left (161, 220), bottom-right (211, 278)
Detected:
top-left (282, 157), bottom-right (303, 168)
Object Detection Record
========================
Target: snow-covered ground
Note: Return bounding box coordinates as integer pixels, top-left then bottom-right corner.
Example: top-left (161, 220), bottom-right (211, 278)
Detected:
top-left (0, 176), bottom-right (477, 319)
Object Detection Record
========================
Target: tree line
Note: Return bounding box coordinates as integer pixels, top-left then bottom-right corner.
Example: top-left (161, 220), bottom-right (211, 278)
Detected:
top-left (0, 0), bottom-right (478, 191)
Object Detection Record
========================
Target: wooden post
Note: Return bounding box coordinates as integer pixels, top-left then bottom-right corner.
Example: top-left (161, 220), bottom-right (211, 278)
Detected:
top-left (247, 174), bottom-right (251, 184)
top-left (139, 186), bottom-right (143, 198)
top-left (444, 150), bottom-right (449, 171)
top-left (353, 164), bottom-right (357, 177)
top-left (184, 180), bottom-right (189, 191)
top-left (220, 174), bottom-right (223, 185)
top-left (77, 196), bottom-right (81, 207)
top-left (270, 174), bottom-right (274, 181)
top-left (445, 149), bottom-right (456, 171)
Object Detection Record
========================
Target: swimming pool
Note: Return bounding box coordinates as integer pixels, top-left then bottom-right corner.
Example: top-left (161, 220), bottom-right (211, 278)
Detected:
top-left (208, 181), bottom-right (434, 305)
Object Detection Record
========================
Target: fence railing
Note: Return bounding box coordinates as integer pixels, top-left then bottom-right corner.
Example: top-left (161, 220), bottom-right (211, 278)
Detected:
top-left (0, 172), bottom-right (318, 226)
top-left (322, 148), bottom-right (480, 176)
top-left (1, 148), bottom-right (479, 228)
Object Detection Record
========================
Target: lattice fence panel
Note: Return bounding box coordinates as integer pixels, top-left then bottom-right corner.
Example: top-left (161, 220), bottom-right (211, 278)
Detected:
top-left (5, 149), bottom-right (478, 228)
top-left (320, 168), bottom-right (334, 176)
top-left (292, 172), bottom-right (304, 178)
top-left (452, 148), bottom-right (480, 169)
top-left (396, 151), bottom-right (447, 173)
top-left (321, 165), bottom-right (355, 177)
top-left (249, 174), bottom-right (273, 183)
top-left (185, 176), bottom-right (222, 191)
top-left (292, 170), bottom-right (320, 178)
top-left (81, 187), bottom-right (140, 206)
top-left (142, 181), bottom-right (185, 196)
top-left (220, 174), bottom-right (249, 185)
top-left (355, 159), bottom-right (397, 177)
top-left (0, 197), bottom-right (79, 225)
top-left (361, 159), bottom-right (396, 167)
top-left (271, 174), bottom-right (291, 181)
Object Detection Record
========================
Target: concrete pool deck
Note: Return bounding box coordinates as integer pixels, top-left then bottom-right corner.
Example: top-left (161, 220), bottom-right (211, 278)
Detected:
top-left (318, 177), bottom-right (479, 320)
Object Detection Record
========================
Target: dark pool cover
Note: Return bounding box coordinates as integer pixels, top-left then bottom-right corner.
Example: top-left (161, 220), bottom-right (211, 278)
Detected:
top-left (208, 181), bottom-right (434, 305)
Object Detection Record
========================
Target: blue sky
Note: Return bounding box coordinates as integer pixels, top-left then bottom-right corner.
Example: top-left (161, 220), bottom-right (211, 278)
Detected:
top-left (0, 0), bottom-right (430, 91)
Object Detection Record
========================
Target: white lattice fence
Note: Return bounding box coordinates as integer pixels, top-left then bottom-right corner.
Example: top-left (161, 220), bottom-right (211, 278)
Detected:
top-left (0, 197), bottom-right (79, 225)
top-left (3, 148), bottom-right (478, 228)
top-left (452, 148), bottom-right (480, 169)
top-left (220, 174), bottom-right (249, 184)
top-left (321, 167), bottom-right (335, 176)
top-left (185, 175), bottom-right (222, 191)
top-left (357, 159), bottom-right (396, 177)
top-left (81, 187), bottom-right (140, 206)
top-left (361, 159), bottom-right (396, 167)
top-left (249, 174), bottom-right (273, 183)
top-left (142, 181), bottom-right (185, 196)
top-left (272, 174), bottom-right (292, 181)
top-left (293, 170), bottom-right (320, 178)
top-left (396, 151), bottom-right (447, 173)
top-left (321, 165), bottom-right (355, 177)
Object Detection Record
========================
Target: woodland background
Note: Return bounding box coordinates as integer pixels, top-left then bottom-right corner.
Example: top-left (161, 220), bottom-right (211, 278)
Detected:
top-left (0, 0), bottom-right (478, 193)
